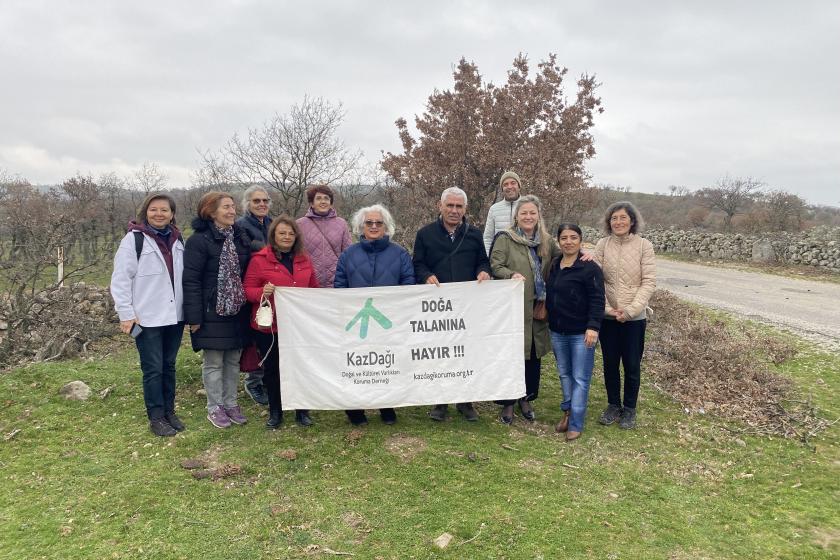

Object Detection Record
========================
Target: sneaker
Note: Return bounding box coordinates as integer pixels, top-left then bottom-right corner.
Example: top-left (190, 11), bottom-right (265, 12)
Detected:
top-left (598, 404), bottom-right (623, 425)
top-left (380, 408), bottom-right (397, 425)
top-left (429, 404), bottom-right (448, 422)
top-left (244, 383), bottom-right (269, 406)
top-left (619, 407), bottom-right (637, 429)
top-left (456, 402), bottom-right (479, 422)
top-left (207, 406), bottom-right (231, 429)
top-left (149, 418), bottom-right (177, 437)
top-left (224, 406), bottom-right (248, 425)
top-left (164, 412), bottom-right (185, 432)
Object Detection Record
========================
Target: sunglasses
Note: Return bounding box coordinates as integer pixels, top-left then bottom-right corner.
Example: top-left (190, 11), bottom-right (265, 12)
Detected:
top-left (251, 198), bottom-right (270, 204)
top-left (364, 220), bottom-right (384, 227)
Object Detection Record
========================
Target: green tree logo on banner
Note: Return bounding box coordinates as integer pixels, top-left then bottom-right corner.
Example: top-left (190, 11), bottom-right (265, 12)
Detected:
top-left (345, 298), bottom-right (392, 339)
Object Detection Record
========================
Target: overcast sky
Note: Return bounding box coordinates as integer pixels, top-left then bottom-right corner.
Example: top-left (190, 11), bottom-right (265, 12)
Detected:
top-left (2, 0), bottom-right (838, 205)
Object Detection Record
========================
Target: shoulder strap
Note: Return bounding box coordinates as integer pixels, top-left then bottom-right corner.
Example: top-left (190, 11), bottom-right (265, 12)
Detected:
top-left (133, 231), bottom-right (144, 260)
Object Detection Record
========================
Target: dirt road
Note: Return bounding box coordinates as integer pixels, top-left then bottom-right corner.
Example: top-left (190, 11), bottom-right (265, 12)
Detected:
top-left (656, 259), bottom-right (840, 350)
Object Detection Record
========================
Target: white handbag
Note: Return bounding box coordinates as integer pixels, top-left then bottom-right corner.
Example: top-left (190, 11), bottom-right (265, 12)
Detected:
top-left (255, 294), bottom-right (273, 328)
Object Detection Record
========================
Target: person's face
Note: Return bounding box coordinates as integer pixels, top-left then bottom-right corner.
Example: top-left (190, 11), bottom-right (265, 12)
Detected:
top-left (439, 194), bottom-right (466, 229)
top-left (558, 229), bottom-right (582, 256)
top-left (248, 191), bottom-right (270, 218)
top-left (274, 223), bottom-right (296, 252)
top-left (312, 193), bottom-right (332, 214)
top-left (502, 178), bottom-right (521, 201)
top-left (146, 198), bottom-right (173, 229)
top-left (211, 197), bottom-right (236, 227)
top-left (516, 202), bottom-right (539, 234)
top-left (610, 209), bottom-right (633, 236)
top-left (362, 211), bottom-right (385, 241)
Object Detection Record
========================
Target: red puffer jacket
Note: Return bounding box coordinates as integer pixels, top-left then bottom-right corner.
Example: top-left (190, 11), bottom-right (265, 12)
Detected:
top-left (243, 246), bottom-right (319, 332)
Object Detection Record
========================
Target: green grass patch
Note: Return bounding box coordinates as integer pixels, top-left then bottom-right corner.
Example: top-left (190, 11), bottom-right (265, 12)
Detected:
top-left (1, 337), bottom-right (838, 558)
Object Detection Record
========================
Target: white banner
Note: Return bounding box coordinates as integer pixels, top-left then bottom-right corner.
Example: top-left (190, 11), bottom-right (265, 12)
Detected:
top-left (274, 280), bottom-right (525, 410)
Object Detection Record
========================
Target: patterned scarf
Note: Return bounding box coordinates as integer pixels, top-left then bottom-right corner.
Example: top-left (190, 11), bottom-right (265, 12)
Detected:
top-left (215, 225), bottom-right (246, 316)
top-left (506, 227), bottom-right (546, 301)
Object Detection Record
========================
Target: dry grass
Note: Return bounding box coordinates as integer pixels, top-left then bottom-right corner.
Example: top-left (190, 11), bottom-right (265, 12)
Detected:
top-left (646, 290), bottom-right (830, 440)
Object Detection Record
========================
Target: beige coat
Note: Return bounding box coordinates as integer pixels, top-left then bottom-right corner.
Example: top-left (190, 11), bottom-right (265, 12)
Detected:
top-left (594, 233), bottom-right (656, 320)
top-left (490, 233), bottom-right (560, 358)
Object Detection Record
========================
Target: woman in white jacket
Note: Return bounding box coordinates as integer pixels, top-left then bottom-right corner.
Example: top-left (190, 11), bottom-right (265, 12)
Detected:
top-left (110, 193), bottom-right (186, 437)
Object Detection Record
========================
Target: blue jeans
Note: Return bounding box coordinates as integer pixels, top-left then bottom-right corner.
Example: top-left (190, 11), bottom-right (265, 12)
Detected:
top-left (135, 323), bottom-right (184, 420)
top-left (550, 331), bottom-right (595, 433)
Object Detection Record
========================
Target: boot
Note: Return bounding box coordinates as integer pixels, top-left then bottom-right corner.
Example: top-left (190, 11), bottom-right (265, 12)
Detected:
top-left (555, 410), bottom-right (570, 433)
top-left (266, 407), bottom-right (283, 429)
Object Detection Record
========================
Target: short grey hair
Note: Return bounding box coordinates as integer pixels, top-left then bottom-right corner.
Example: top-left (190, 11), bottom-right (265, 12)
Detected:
top-left (241, 185), bottom-right (271, 214)
top-left (440, 186), bottom-right (468, 205)
top-left (351, 204), bottom-right (396, 237)
top-left (602, 200), bottom-right (644, 235)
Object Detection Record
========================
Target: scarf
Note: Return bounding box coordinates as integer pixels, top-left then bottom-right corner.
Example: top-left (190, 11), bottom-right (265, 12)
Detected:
top-left (215, 225), bottom-right (246, 316)
top-left (506, 228), bottom-right (546, 301)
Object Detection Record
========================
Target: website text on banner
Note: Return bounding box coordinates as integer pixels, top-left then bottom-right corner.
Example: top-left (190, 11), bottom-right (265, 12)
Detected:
top-left (274, 279), bottom-right (525, 410)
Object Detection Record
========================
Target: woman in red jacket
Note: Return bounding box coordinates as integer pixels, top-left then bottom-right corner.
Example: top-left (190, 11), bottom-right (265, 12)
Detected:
top-left (243, 215), bottom-right (319, 429)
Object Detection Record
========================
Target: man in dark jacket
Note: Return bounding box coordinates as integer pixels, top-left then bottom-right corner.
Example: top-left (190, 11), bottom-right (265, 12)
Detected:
top-left (412, 187), bottom-right (491, 422)
top-left (234, 186), bottom-right (273, 405)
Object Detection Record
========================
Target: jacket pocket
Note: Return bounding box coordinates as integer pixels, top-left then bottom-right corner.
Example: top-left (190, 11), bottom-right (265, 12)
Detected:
top-left (137, 250), bottom-right (164, 277)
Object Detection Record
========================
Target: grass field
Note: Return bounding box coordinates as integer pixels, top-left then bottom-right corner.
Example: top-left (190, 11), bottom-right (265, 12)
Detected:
top-left (1, 334), bottom-right (838, 559)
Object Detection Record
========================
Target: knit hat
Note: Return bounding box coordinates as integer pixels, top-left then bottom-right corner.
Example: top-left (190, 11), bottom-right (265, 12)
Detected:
top-left (499, 171), bottom-right (522, 189)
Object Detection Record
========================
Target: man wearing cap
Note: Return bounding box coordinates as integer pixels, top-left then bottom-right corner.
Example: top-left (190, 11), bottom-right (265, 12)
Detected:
top-left (483, 171), bottom-right (522, 255)
top-left (413, 186), bottom-right (492, 422)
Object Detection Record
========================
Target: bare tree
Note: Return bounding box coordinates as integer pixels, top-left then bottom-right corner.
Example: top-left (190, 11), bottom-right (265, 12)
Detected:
top-left (127, 161), bottom-right (169, 212)
top-left (198, 96), bottom-right (362, 216)
top-left (698, 176), bottom-right (763, 231)
top-left (762, 189), bottom-right (808, 232)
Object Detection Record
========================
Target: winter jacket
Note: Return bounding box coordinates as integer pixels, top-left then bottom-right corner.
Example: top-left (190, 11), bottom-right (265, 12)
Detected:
top-left (412, 218), bottom-right (491, 284)
top-left (334, 236), bottom-right (415, 289)
top-left (235, 212), bottom-right (270, 253)
top-left (483, 196), bottom-right (521, 254)
top-left (490, 231), bottom-right (560, 358)
top-left (546, 255), bottom-right (605, 334)
top-left (296, 207), bottom-right (352, 288)
top-left (182, 217), bottom-right (252, 351)
top-left (110, 229), bottom-right (184, 327)
top-left (594, 233), bottom-right (656, 321)
top-left (243, 246), bottom-right (319, 332)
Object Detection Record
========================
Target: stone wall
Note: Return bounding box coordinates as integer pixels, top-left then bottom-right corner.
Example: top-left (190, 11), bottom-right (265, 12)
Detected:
top-left (639, 225), bottom-right (840, 272)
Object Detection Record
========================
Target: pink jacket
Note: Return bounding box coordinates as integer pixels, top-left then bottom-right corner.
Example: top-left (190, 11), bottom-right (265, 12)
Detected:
top-left (296, 207), bottom-right (352, 288)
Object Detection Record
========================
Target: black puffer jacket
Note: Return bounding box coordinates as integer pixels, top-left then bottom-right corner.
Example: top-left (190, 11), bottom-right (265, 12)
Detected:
top-left (235, 212), bottom-right (270, 253)
top-left (183, 217), bottom-right (252, 351)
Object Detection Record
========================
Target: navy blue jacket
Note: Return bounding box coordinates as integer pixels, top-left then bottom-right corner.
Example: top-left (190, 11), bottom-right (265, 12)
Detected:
top-left (334, 236), bottom-right (415, 288)
top-left (545, 255), bottom-right (605, 334)
top-left (235, 212), bottom-right (270, 253)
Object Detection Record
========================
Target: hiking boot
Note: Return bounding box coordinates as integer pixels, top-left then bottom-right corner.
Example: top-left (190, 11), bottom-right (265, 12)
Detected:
top-left (379, 408), bottom-right (397, 425)
top-left (619, 407), bottom-right (637, 429)
top-left (207, 406), bottom-right (231, 429)
top-left (598, 404), bottom-right (623, 425)
top-left (565, 430), bottom-right (582, 442)
top-left (456, 402), bottom-right (479, 422)
top-left (164, 412), bottom-right (185, 432)
top-left (347, 410), bottom-right (369, 426)
top-left (429, 404), bottom-right (448, 422)
top-left (266, 410), bottom-right (283, 429)
top-left (295, 410), bottom-right (313, 427)
top-left (244, 383), bottom-right (269, 406)
top-left (149, 418), bottom-right (177, 437)
top-left (224, 406), bottom-right (248, 425)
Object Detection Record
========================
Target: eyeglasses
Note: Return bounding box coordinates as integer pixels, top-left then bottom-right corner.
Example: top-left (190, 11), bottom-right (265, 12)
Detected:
top-left (364, 220), bottom-right (384, 227)
top-left (251, 198), bottom-right (270, 204)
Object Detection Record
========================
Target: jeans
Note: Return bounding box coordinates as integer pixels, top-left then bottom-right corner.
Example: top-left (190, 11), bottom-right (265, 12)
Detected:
top-left (550, 331), bottom-right (595, 432)
top-left (134, 323), bottom-right (184, 420)
top-left (202, 348), bottom-right (242, 411)
top-left (599, 319), bottom-right (646, 409)
top-left (244, 368), bottom-right (264, 390)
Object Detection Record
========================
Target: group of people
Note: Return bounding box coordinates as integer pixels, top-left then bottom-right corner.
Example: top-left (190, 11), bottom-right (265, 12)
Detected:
top-left (111, 173), bottom-right (655, 442)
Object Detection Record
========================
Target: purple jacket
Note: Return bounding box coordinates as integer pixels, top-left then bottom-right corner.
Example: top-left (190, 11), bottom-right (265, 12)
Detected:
top-left (296, 207), bottom-right (352, 288)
